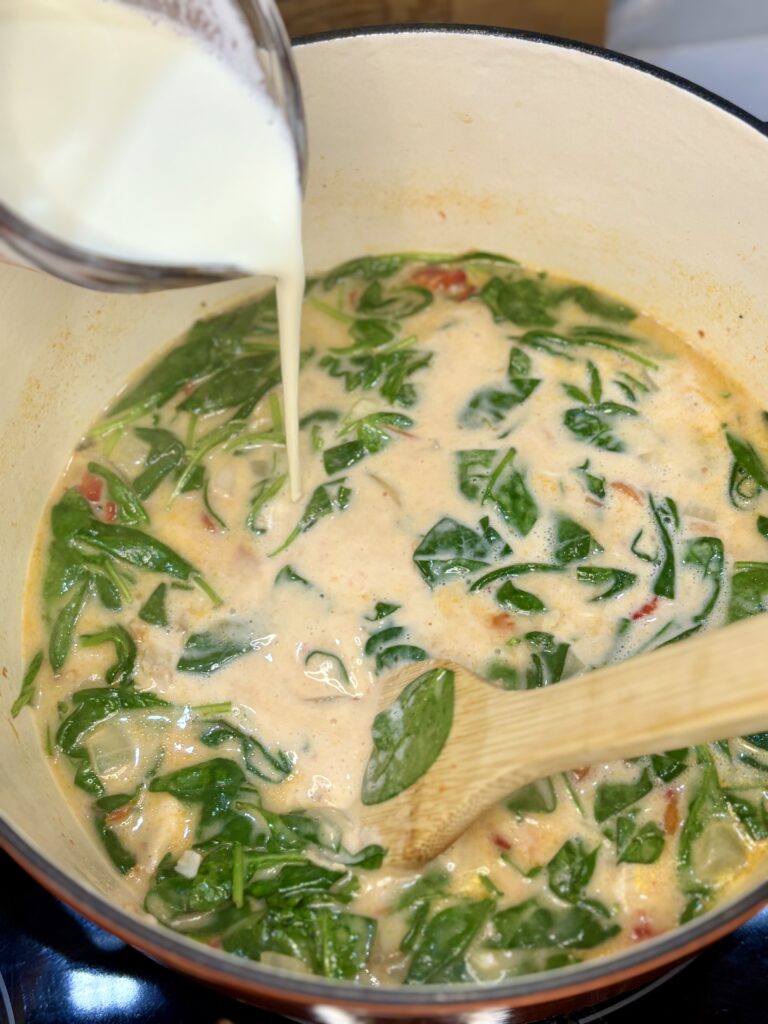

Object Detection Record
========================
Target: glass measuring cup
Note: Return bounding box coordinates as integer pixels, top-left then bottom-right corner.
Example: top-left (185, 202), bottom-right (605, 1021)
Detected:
top-left (0, 0), bottom-right (305, 292)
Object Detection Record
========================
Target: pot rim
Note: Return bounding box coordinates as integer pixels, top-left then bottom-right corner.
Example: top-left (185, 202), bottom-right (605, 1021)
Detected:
top-left (3, 22), bottom-right (768, 1013)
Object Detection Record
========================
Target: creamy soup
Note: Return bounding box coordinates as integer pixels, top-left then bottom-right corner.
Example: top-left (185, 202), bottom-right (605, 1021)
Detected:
top-left (19, 252), bottom-right (768, 985)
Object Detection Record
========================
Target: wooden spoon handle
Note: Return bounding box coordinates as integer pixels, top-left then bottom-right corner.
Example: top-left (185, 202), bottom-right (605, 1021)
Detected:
top-left (483, 612), bottom-right (768, 790)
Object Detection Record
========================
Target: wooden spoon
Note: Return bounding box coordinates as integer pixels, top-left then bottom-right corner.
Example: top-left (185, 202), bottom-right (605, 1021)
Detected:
top-left (360, 613), bottom-right (768, 867)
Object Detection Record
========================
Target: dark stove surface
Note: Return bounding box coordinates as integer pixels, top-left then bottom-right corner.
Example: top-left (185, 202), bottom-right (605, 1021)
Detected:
top-left (1, 851), bottom-right (766, 1024)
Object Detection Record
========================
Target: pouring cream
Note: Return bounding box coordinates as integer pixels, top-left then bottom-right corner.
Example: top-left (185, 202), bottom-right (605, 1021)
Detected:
top-left (0, 0), bottom-right (305, 497)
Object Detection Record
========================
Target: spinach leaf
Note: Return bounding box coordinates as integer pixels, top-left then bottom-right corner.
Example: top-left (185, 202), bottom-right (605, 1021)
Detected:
top-left (524, 632), bottom-right (570, 689)
top-left (132, 427), bottom-right (187, 499)
top-left (518, 328), bottom-right (656, 369)
top-left (546, 838), bottom-right (598, 903)
top-left (57, 685), bottom-right (169, 796)
top-left (139, 583), bottom-right (169, 626)
top-left (362, 667), bottom-right (454, 805)
top-left (365, 623), bottom-right (427, 673)
top-left (575, 460), bottom-right (606, 500)
top-left (270, 479), bottom-right (351, 556)
top-left (323, 254), bottom-right (408, 289)
top-left (149, 758), bottom-right (245, 828)
top-left (49, 578), bottom-right (90, 672)
top-left (357, 280), bottom-right (432, 319)
top-left (109, 328), bottom-right (218, 416)
top-left (88, 463), bottom-right (149, 526)
top-left (725, 430), bottom-right (768, 490)
top-left (11, 650), bottom-right (43, 718)
top-left (320, 335), bottom-right (432, 408)
top-left (495, 580), bottom-right (546, 614)
top-left (554, 516), bottom-right (602, 564)
top-left (594, 768), bottom-right (653, 823)
top-left (246, 473), bottom-right (287, 535)
top-left (274, 565), bottom-right (311, 588)
top-left (177, 352), bottom-right (280, 418)
top-left (79, 625), bottom-right (136, 686)
top-left (683, 537), bottom-right (724, 622)
top-left (178, 620), bottom-right (274, 674)
top-left (490, 899), bottom-right (620, 950)
top-left (615, 815), bottom-right (665, 864)
top-left (93, 806), bottom-right (137, 875)
top-left (481, 276), bottom-right (558, 327)
top-left (727, 562), bottom-right (768, 622)
top-left (456, 448), bottom-right (538, 536)
top-left (563, 403), bottom-right (638, 452)
top-left (405, 900), bottom-right (493, 984)
top-left (459, 379), bottom-right (540, 429)
top-left (506, 777), bottom-right (557, 814)
top-left (507, 347), bottom-right (532, 377)
top-left (576, 566), bottom-right (637, 601)
top-left (200, 720), bottom-right (293, 783)
top-left (649, 495), bottom-right (679, 599)
top-left (323, 441), bottom-right (367, 475)
top-left (559, 286), bottom-right (636, 323)
top-left (724, 791), bottom-right (768, 841)
top-left (758, 515), bottom-right (768, 541)
top-left (651, 748), bottom-right (689, 782)
top-left (364, 600), bottom-right (401, 621)
top-left (413, 516), bottom-right (511, 588)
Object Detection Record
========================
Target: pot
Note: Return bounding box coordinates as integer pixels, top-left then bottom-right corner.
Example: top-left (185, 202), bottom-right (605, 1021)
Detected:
top-left (1, 25), bottom-right (767, 1023)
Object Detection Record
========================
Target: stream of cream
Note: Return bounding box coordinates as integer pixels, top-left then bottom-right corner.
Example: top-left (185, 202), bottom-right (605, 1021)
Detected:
top-left (0, 0), bottom-right (304, 497)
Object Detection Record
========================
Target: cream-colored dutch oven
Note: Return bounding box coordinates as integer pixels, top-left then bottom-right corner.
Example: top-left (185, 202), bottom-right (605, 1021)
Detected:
top-left (1, 26), bottom-right (767, 1023)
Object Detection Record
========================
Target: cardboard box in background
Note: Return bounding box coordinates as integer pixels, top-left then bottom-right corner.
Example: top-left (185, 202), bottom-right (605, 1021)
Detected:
top-left (277, 0), bottom-right (609, 45)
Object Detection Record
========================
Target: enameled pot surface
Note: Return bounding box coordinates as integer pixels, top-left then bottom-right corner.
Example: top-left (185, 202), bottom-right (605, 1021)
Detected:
top-left (1, 26), bottom-right (767, 1020)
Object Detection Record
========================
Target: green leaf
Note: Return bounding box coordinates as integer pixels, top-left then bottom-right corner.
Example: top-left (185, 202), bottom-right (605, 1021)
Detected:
top-left (481, 276), bottom-right (558, 327)
top-left (678, 753), bottom-right (728, 875)
top-left (274, 565), bottom-right (311, 588)
top-left (405, 900), bottom-right (493, 984)
top-left (177, 352), bottom-right (280, 418)
top-left (87, 463), bottom-right (149, 526)
top-left (650, 495), bottom-right (679, 599)
top-left (506, 777), bottom-right (557, 814)
top-left (507, 347), bottom-right (532, 377)
top-left (323, 254), bottom-right (407, 288)
top-left (758, 515), bottom-right (768, 541)
top-left (139, 583), bottom-right (169, 626)
top-left (576, 566), bottom-right (637, 601)
top-left (456, 448), bottom-right (538, 536)
top-left (57, 685), bottom-right (169, 796)
top-left (178, 619), bottom-right (274, 674)
top-left (559, 285), bottom-right (636, 322)
top-left (80, 625), bottom-right (136, 686)
top-left (93, 807), bottom-right (137, 875)
top-left (364, 600), bottom-right (401, 621)
top-left (323, 441), bottom-right (367, 476)
top-left (524, 631), bottom-right (570, 689)
top-left (413, 516), bottom-right (511, 588)
top-left (362, 667), bottom-right (454, 805)
top-left (683, 537), bottom-right (724, 622)
top-left (651, 748), bottom-right (689, 782)
top-left (546, 838), bottom-right (598, 903)
top-left (200, 720), bottom-right (293, 783)
top-left (563, 402), bottom-right (638, 452)
top-left (594, 768), bottom-right (653, 823)
top-left (490, 898), bottom-right (620, 950)
top-left (616, 816), bottom-right (665, 864)
top-left (496, 580), bottom-right (546, 614)
top-left (357, 280), bottom-right (433, 319)
top-left (270, 479), bottom-right (351, 556)
top-left (724, 791), bottom-right (768, 841)
top-left (149, 758), bottom-right (245, 829)
top-left (246, 473), bottom-right (287, 536)
top-left (727, 562), bottom-right (768, 622)
top-left (132, 427), bottom-right (187, 499)
top-left (11, 650), bottom-right (44, 718)
top-left (554, 516), bottom-right (602, 564)
top-left (49, 578), bottom-right (90, 672)
top-left (459, 379), bottom-right (540, 429)
top-left (725, 430), bottom-right (768, 489)
top-left (320, 338), bottom-right (432, 409)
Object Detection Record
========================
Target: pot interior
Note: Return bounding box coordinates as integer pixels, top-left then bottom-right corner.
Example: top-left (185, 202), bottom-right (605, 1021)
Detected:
top-left (1, 27), bottom-right (767, 1006)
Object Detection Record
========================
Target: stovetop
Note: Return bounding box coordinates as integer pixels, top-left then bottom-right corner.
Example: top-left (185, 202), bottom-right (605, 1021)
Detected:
top-left (1, 851), bottom-right (766, 1023)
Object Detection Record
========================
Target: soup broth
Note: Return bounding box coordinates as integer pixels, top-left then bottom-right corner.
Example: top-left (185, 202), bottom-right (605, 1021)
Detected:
top-left (20, 252), bottom-right (768, 985)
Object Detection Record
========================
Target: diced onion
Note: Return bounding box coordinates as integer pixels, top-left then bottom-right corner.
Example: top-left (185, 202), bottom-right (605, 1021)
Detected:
top-left (174, 849), bottom-right (202, 879)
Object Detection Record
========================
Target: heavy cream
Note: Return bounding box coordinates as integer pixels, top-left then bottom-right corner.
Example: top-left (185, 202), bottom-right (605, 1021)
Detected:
top-left (0, 0), bottom-right (304, 497)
